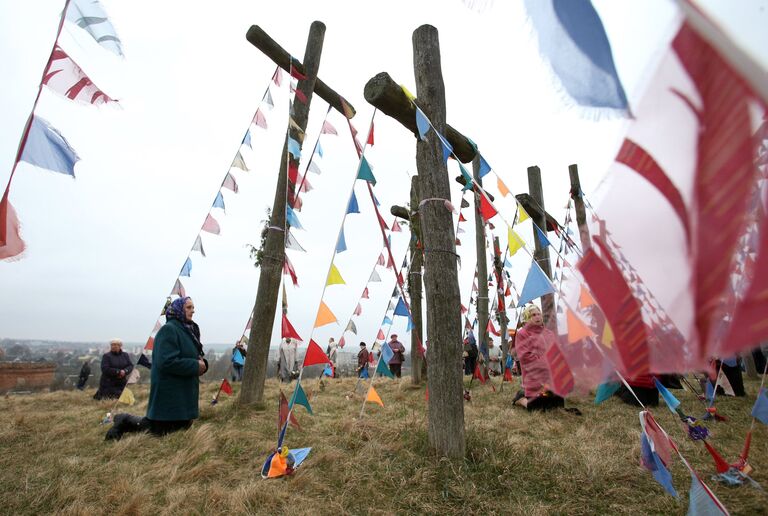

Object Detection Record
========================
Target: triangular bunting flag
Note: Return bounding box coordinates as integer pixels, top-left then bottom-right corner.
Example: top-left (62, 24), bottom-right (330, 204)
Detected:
top-left (369, 269), bottom-right (382, 282)
top-left (478, 155), bottom-right (492, 178)
top-left (326, 264), bottom-right (346, 286)
top-left (138, 354), bottom-right (152, 369)
top-left (118, 387), bottom-right (135, 406)
top-left (535, 225), bottom-right (551, 247)
top-left (202, 214), bottom-right (221, 235)
top-left (345, 320), bottom-right (358, 335)
top-left (458, 163), bottom-right (473, 191)
top-left (517, 204), bottom-right (530, 223)
top-left (314, 301), bottom-right (338, 328)
top-left (233, 349), bottom-right (245, 366)
top-left (392, 220), bottom-right (402, 232)
top-left (687, 472), bottom-right (728, 515)
top-left (393, 297), bottom-right (410, 317)
top-left (752, 388), bottom-right (768, 425)
top-left (440, 137), bottom-right (453, 162)
top-left (357, 156), bottom-right (376, 185)
top-left (253, 109), bottom-right (268, 129)
top-left (601, 322), bottom-right (614, 348)
top-left (321, 120), bottom-right (337, 135)
top-left (366, 386), bottom-right (384, 407)
top-left (286, 206), bottom-right (303, 230)
top-left (66, 0), bottom-right (124, 56)
top-left (144, 336), bottom-right (154, 351)
top-left (517, 262), bottom-right (555, 306)
top-left (654, 378), bottom-right (681, 414)
top-left (242, 130), bottom-right (252, 149)
top-left (308, 162), bottom-right (322, 175)
top-left (566, 309), bottom-right (594, 343)
top-left (377, 357), bottom-right (395, 378)
top-left (336, 226), bottom-right (347, 253)
top-left (354, 303), bottom-right (362, 316)
top-left (508, 227), bottom-right (525, 256)
top-left (192, 235), bottom-right (206, 257)
top-left (285, 230), bottom-right (306, 252)
top-left (43, 45), bottom-right (117, 105)
top-left (290, 383), bottom-right (313, 414)
top-left (479, 194), bottom-right (498, 221)
top-left (265, 89), bottom-right (274, 108)
top-left (362, 287), bottom-right (370, 299)
top-left (303, 339), bottom-right (330, 366)
top-left (415, 107), bottom-right (430, 140)
top-left (594, 381), bottom-right (620, 404)
top-left (222, 172), bottom-right (239, 193)
top-left (287, 137), bottom-right (301, 159)
top-left (281, 314), bottom-right (302, 341)
top-left (220, 378), bottom-right (233, 395)
top-left (19, 116), bottom-right (80, 176)
top-left (347, 190), bottom-right (360, 214)
top-left (180, 257), bottom-right (192, 277)
top-left (231, 151), bottom-right (249, 171)
top-left (497, 176), bottom-right (510, 197)
top-left (377, 329), bottom-right (385, 340)
top-left (213, 191), bottom-right (225, 211)
top-left (579, 285), bottom-right (595, 307)
top-left (171, 278), bottom-right (186, 298)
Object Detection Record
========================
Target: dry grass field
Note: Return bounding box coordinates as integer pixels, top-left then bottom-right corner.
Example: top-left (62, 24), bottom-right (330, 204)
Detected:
top-left (1, 376), bottom-right (766, 515)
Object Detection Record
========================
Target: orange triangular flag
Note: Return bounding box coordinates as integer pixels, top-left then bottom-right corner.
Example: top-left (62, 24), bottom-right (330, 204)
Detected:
top-left (366, 386), bottom-right (384, 407)
top-left (579, 285), bottom-right (595, 307)
top-left (314, 301), bottom-right (338, 328)
top-left (497, 176), bottom-right (510, 197)
top-left (566, 309), bottom-right (594, 343)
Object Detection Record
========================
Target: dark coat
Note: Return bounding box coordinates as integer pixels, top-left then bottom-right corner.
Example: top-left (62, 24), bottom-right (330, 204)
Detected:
top-left (94, 351), bottom-right (133, 399)
top-left (147, 319), bottom-right (202, 421)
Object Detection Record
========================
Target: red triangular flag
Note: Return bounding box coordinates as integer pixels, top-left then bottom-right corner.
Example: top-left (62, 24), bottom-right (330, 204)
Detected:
top-left (281, 314), bottom-right (302, 341)
top-left (504, 368), bottom-right (513, 381)
top-left (144, 336), bottom-right (154, 351)
top-left (288, 161), bottom-right (299, 184)
top-left (354, 303), bottom-right (362, 316)
top-left (290, 64), bottom-right (307, 80)
top-left (367, 123), bottom-right (374, 145)
top-left (377, 329), bottom-right (385, 340)
top-left (473, 364), bottom-right (486, 384)
top-left (279, 391), bottom-right (300, 430)
top-left (377, 253), bottom-right (385, 266)
top-left (704, 441), bottom-right (731, 474)
top-left (283, 256), bottom-right (298, 286)
top-left (293, 87), bottom-right (307, 104)
top-left (461, 304), bottom-right (468, 314)
top-left (479, 195), bottom-right (497, 221)
top-left (459, 213), bottom-right (467, 222)
top-left (392, 220), bottom-right (402, 232)
top-left (362, 287), bottom-right (370, 299)
top-left (221, 378), bottom-right (233, 395)
top-left (487, 319), bottom-right (500, 336)
top-left (386, 254), bottom-right (395, 270)
top-left (272, 68), bottom-right (282, 86)
top-left (339, 336), bottom-right (346, 348)
top-left (303, 339), bottom-right (329, 366)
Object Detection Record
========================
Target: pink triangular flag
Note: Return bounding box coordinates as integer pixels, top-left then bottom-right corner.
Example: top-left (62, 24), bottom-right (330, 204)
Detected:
top-left (202, 214), bottom-right (220, 235)
top-left (321, 120), bottom-right (337, 135)
top-left (354, 303), bottom-right (362, 316)
top-left (362, 287), bottom-right (369, 299)
top-left (392, 220), bottom-right (402, 232)
top-left (253, 109), bottom-right (268, 129)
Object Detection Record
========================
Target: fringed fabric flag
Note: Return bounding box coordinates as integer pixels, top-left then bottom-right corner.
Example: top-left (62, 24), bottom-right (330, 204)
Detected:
top-left (336, 226), bottom-right (347, 253)
top-left (44, 46), bottom-right (116, 105)
top-left (369, 269), bottom-right (382, 282)
top-left (303, 339), bottom-right (329, 366)
top-left (357, 156), bottom-right (376, 185)
top-left (508, 227), bottom-right (525, 256)
top-left (314, 301), bottom-right (337, 328)
top-left (222, 172), bottom-right (238, 193)
top-left (366, 386), bottom-right (384, 407)
top-left (415, 107), bottom-right (430, 140)
top-left (66, 0), bottom-right (124, 57)
top-left (285, 230), bottom-right (306, 252)
top-left (283, 255), bottom-right (298, 286)
top-left (326, 264), bottom-right (346, 286)
top-left (524, 0), bottom-right (629, 114)
top-left (180, 257), bottom-right (192, 277)
top-left (19, 116), bottom-right (80, 176)
top-left (202, 214), bottom-right (220, 234)
top-left (321, 120), bottom-right (337, 135)
top-left (290, 383), bottom-right (313, 414)
top-left (192, 235), bottom-right (206, 257)
top-left (213, 191), bottom-right (225, 211)
top-left (281, 314), bottom-right (302, 341)
top-left (0, 200), bottom-right (25, 261)
top-left (231, 151), bottom-right (249, 171)
top-left (286, 206), bottom-right (303, 230)
top-left (479, 194), bottom-right (498, 221)
top-left (253, 109), bottom-right (268, 129)
top-left (118, 387), bottom-right (135, 406)
top-left (517, 262), bottom-right (555, 306)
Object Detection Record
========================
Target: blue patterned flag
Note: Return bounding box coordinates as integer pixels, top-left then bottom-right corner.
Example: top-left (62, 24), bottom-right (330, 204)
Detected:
top-left (20, 116), bottom-right (80, 176)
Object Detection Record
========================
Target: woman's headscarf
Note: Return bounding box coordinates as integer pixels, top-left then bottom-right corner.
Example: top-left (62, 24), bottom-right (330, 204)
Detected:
top-left (165, 296), bottom-right (204, 356)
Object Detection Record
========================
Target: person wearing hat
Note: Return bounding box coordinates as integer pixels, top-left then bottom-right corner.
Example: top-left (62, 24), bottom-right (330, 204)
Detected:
top-left (387, 334), bottom-right (406, 378)
top-left (93, 338), bottom-right (134, 400)
top-left (357, 342), bottom-right (370, 379)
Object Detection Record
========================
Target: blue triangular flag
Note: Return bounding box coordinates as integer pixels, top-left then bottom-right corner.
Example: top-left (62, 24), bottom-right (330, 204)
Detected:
top-left (654, 377), bottom-right (681, 414)
top-left (504, 257), bottom-right (512, 268)
top-left (705, 380), bottom-right (715, 404)
top-left (288, 447), bottom-right (311, 468)
top-left (233, 349), bottom-right (245, 366)
top-left (180, 257), bottom-right (192, 277)
top-left (381, 342), bottom-right (394, 364)
top-left (752, 388), bottom-right (768, 425)
top-left (316, 141), bottom-right (324, 158)
top-left (289, 382), bottom-right (313, 415)
top-left (382, 316), bottom-right (393, 326)
top-left (213, 191), bottom-right (225, 211)
top-left (415, 107), bottom-right (430, 140)
top-left (138, 354), bottom-right (152, 369)
top-left (377, 357), bottom-right (395, 378)
top-left (347, 190), bottom-right (360, 214)
top-left (357, 156), bottom-right (376, 185)
top-left (336, 226), bottom-right (347, 253)
top-left (594, 381), bottom-right (620, 404)
top-left (242, 130), bottom-right (252, 149)
top-left (535, 225), bottom-right (551, 247)
top-left (407, 316), bottom-right (414, 332)
top-left (440, 136), bottom-right (453, 162)
top-left (393, 297), bottom-right (410, 317)
top-left (641, 434), bottom-right (678, 497)
top-left (458, 162), bottom-right (473, 192)
top-left (287, 136), bottom-right (301, 159)
top-left (687, 472), bottom-right (726, 515)
top-left (286, 206), bottom-right (303, 230)
top-left (478, 155), bottom-right (492, 178)
top-left (517, 262), bottom-right (555, 306)
top-left (20, 115), bottom-right (80, 176)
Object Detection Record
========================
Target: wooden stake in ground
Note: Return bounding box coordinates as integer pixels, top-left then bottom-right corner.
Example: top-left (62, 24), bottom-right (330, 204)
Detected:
top-left (239, 22), bottom-right (355, 407)
top-left (413, 25), bottom-right (465, 459)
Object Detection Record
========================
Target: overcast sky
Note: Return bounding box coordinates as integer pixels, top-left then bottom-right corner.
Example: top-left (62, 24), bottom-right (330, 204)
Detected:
top-left (1, 0), bottom-right (766, 350)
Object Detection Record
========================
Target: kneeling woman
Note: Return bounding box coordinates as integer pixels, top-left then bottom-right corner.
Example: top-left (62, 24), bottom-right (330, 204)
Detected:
top-left (513, 305), bottom-right (564, 411)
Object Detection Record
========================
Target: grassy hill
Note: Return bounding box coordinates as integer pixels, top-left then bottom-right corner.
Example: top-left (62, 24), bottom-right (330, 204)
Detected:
top-left (1, 376), bottom-right (766, 515)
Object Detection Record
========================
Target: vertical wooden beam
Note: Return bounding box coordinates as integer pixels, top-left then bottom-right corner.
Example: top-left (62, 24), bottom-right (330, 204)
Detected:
top-left (492, 236), bottom-right (508, 390)
top-left (473, 155), bottom-right (489, 370)
top-left (414, 24), bottom-right (465, 459)
top-left (239, 22), bottom-right (326, 408)
top-left (408, 175), bottom-right (424, 385)
top-left (527, 166), bottom-right (556, 330)
top-left (568, 164), bottom-right (591, 252)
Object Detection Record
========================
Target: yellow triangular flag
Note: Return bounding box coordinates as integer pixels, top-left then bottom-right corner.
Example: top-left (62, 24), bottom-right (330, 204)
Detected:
top-left (497, 176), bottom-right (510, 197)
top-left (400, 84), bottom-right (416, 101)
top-left (118, 387), bottom-right (135, 406)
top-left (517, 204), bottom-right (530, 223)
top-left (508, 226), bottom-right (524, 257)
top-left (326, 264), bottom-right (346, 286)
top-left (366, 385), bottom-right (384, 407)
top-left (314, 301), bottom-right (338, 328)
top-left (579, 285), bottom-right (595, 308)
top-left (601, 322), bottom-right (614, 349)
top-left (566, 309), bottom-right (595, 343)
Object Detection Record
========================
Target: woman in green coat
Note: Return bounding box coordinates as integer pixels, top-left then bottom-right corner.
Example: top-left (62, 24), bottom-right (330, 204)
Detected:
top-left (146, 296), bottom-right (208, 435)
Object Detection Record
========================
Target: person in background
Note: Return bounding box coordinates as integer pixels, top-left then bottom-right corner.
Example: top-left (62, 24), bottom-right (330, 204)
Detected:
top-left (278, 338), bottom-right (297, 383)
top-left (512, 305), bottom-right (564, 411)
top-left (487, 340), bottom-right (502, 376)
top-left (231, 340), bottom-right (247, 382)
top-left (357, 342), bottom-right (370, 379)
top-left (387, 334), bottom-right (406, 378)
top-left (93, 338), bottom-right (134, 400)
top-left (326, 337), bottom-right (339, 378)
top-left (76, 359), bottom-right (92, 390)
top-left (463, 331), bottom-right (478, 376)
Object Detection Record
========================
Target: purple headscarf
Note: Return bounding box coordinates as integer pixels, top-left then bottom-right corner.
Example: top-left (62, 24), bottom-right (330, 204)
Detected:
top-left (165, 296), bottom-right (204, 357)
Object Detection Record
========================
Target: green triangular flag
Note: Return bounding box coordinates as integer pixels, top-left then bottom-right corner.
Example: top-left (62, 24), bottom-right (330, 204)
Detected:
top-left (357, 156), bottom-right (377, 185)
top-left (594, 382), bottom-right (621, 405)
top-left (289, 382), bottom-right (313, 414)
top-left (376, 358), bottom-right (394, 379)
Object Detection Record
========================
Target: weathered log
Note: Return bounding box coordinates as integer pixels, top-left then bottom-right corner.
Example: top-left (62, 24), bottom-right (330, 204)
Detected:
top-left (390, 205), bottom-right (411, 221)
top-left (246, 25), bottom-right (355, 119)
top-left (526, 166), bottom-right (556, 331)
top-left (473, 155), bottom-right (489, 372)
top-left (514, 193), bottom-right (558, 232)
top-left (240, 22), bottom-right (326, 408)
top-left (454, 174), bottom-right (495, 202)
top-left (414, 25), bottom-right (465, 459)
top-left (568, 164), bottom-right (591, 253)
top-left (364, 72), bottom-right (476, 163)
top-left (408, 175), bottom-right (424, 385)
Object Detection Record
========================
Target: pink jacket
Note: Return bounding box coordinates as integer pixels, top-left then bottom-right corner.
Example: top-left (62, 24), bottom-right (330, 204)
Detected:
top-left (515, 323), bottom-right (555, 398)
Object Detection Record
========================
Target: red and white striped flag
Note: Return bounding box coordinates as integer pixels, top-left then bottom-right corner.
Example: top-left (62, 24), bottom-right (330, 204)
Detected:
top-left (43, 45), bottom-right (117, 105)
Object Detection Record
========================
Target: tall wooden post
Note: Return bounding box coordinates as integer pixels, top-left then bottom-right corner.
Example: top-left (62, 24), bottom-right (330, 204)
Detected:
top-left (492, 236), bottom-right (508, 389)
top-left (414, 25), bottom-right (465, 459)
top-left (473, 156), bottom-right (489, 370)
top-left (408, 175), bottom-right (424, 385)
top-left (568, 164), bottom-right (591, 252)
top-left (527, 166), bottom-right (556, 330)
top-left (239, 22), bottom-right (327, 407)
